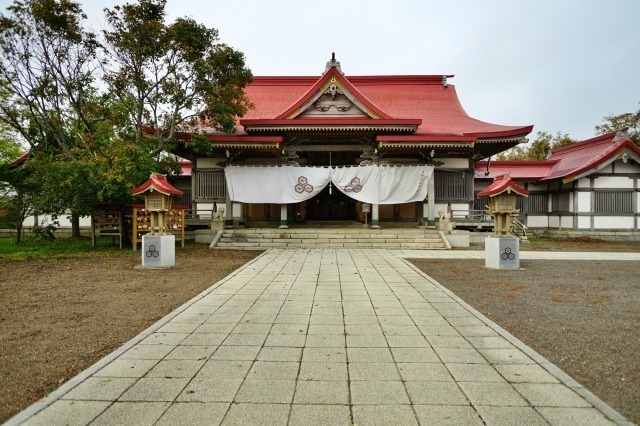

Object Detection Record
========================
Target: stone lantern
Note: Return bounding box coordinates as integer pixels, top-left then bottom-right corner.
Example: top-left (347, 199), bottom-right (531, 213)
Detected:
top-left (132, 173), bottom-right (183, 268)
top-left (477, 174), bottom-right (529, 269)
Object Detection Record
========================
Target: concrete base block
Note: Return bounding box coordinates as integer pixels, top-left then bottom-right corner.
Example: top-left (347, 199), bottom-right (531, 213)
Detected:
top-left (485, 237), bottom-right (520, 269)
top-left (444, 230), bottom-right (470, 248)
top-left (142, 234), bottom-right (175, 268)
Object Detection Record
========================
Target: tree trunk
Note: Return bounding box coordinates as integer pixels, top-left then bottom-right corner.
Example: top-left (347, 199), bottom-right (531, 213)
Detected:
top-left (15, 222), bottom-right (22, 244)
top-left (71, 212), bottom-right (81, 238)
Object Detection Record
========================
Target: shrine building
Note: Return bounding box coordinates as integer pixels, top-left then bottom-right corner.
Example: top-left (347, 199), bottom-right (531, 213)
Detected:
top-left (177, 54), bottom-right (533, 229)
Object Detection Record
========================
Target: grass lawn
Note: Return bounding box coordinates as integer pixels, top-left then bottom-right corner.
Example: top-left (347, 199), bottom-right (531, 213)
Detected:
top-left (0, 236), bottom-right (128, 261)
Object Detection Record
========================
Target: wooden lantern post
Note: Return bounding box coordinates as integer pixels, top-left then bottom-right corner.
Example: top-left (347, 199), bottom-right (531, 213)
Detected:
top-left (477, 174), bottom-right (529, 269)
top-left (132, 174), bottom-right (183, 268)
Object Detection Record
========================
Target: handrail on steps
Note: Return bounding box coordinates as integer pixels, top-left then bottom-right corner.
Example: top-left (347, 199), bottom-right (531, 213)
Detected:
top-left (511, 216), bottom-right (528, 237)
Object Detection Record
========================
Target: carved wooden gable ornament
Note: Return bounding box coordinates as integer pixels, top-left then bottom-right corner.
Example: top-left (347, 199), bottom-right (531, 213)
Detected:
top-left (278, 56), bottom-right (392, 121)
top-left (296, 76), bottom-right (370, 118)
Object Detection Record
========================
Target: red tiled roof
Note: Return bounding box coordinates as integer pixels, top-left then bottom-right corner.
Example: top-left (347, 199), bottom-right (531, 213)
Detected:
top-left (539, 131), bottom-right (640, 181)
top-left (178, 161), bottom-right (191, 177)
top-left (10, 152), bottom-right (30, 167)
top-left (204, 73), bottom-right (531, 139)
top-left (477, 174), bottom-right (530, 197)
top-left (132, 173), bottom-right (183, 196)
top-left (474, 131), bottom-right (640, 182)
top-left (475, 160), bottom-right (558, 180)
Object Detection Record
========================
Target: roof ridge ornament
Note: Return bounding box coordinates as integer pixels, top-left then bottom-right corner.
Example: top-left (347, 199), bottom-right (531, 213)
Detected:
top-left (323, 52), bottom-right (343, 75)
top-left (614, 129), bottom-right (629, 141)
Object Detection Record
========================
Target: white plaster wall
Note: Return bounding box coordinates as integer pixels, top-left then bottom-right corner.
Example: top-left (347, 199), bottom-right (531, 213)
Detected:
top-left (196, 203), bottom-right (215, 217)
top-left (527, 215), bottom-right (549, 228)
top-left (594, 176), bottom-right (634, 188)
top-left (577, 216), bottom-right (590, 229)
top-left (438, 158), bottom-right (468, 168)
top-left (450, 203), bottom-right (470, 212)
top-left (561, 216), bottom-right (573, 228)
top-left (434, 203), bottom-right (449, 213)
top-left (576, 178), bottom-right (591, 189)
top-left (233, 202), bottom-right (242, 218)
top-left (593, 216), bottom-right (635, 229)
top-left (576, 192), bottom-right (591, 213)
top-left (598, 164), bottom-right (613, 173)
top-left (568, 193), bottom-right (574, 212)
top-left (196, 158), bottom-right (225, 169)
top-left (549, 216), bottom-right (560, 228)
top-left (23, 214), bottom-right (91, 228)
top-left (615, 161), bottom-right (639, 173)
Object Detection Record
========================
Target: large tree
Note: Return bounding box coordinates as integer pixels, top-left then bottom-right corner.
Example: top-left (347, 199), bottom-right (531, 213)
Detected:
top-left (497, 131), bottom-right (575, 161)
top-left (0, 0), bottom-right (100, 158)
top-left (0, 0), bottom-right (103, 236)
top-left (595, 105), bottom-right (639, 146)
top-left (1, 0), bottom-right (253, 242)
top-left (102, 0), bottom-right (253, 157)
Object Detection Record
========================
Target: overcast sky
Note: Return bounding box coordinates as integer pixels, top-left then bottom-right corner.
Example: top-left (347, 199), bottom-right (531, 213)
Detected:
top-left (2, 0), bottom-right (639, 141)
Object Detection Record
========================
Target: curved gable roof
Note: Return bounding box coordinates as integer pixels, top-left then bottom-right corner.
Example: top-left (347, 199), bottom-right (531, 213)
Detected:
top-left (275, 67), bottom-right (392, 120)
top-left (235, 74), bottom-right (532, 138)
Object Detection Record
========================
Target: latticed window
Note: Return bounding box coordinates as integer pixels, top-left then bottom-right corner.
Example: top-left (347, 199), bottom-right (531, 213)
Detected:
top-left (147, 193), bottom-right (163, 210)
top-left (474, 195), bottom-right (489, 211)
top-left (552, 192), bottom-right (571, 212)
top-left (174, 192), bottom-right (192, 207)
top-left (195, 171), bottom-right (227, 199)
top-left (435, 172), bottom-right (467, 200)
top-left (527, 193), bottom-right (549, 212)
top-left (594, 192), bottom-right (633, 213)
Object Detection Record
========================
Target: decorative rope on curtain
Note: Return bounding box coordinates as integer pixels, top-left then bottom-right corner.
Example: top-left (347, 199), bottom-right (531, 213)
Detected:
top-left (224, 165), bottom-right (434, 205)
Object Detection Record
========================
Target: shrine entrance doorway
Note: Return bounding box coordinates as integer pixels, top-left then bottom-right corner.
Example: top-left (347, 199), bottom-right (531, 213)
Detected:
top-left (306, 185), bottom-right (357, 221)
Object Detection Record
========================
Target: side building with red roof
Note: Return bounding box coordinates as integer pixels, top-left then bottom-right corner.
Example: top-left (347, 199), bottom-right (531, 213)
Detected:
top-left (475, 131), bottom-right (640, 233)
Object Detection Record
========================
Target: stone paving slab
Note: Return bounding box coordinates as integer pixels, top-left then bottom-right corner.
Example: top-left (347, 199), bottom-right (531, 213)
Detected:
top-left (7, 248), bottom-right (633, 426)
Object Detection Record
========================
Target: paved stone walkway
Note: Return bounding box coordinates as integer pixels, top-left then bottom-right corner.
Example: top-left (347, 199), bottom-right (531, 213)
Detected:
top-left (9, 249), bottom-right (632, 425)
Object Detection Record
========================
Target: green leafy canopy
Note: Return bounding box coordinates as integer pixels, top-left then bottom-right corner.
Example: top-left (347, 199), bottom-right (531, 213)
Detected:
top-left (0, 0), bottom-right (253, 237)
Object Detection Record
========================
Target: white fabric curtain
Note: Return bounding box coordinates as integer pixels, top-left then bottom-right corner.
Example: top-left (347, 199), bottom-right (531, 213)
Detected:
top-left (225, 165), bottom-right (434, 205)
top-left (225, 165), bottom-right (331, 204)
top-left (331, 165), bottom-right (433, 204)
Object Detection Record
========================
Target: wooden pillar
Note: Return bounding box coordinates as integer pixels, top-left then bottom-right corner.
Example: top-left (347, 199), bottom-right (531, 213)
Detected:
top-left (279, 204), bottom-right (289, 229)
top-left (427, 172), bottom-right (435, 226)
top-left (371, 204), bottom-right (380, 229)
top-left (90, 214), bottom-right (96, 248)
top-left (422, 201), bottom-right (428, 226)
top-left (191, 160), bottom-right (197, 219)
top-left (225, 192), bottom-right (233, 228)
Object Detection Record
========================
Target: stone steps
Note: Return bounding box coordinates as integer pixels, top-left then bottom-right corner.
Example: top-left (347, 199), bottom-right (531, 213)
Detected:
top-left (213, 228), bottom-right (448, 250)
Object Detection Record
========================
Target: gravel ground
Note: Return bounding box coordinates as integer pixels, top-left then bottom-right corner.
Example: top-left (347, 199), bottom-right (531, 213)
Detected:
top-left (0, 246), bottom-right (258, 423)
top-left (410, 258), bottom-right (640, 424)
